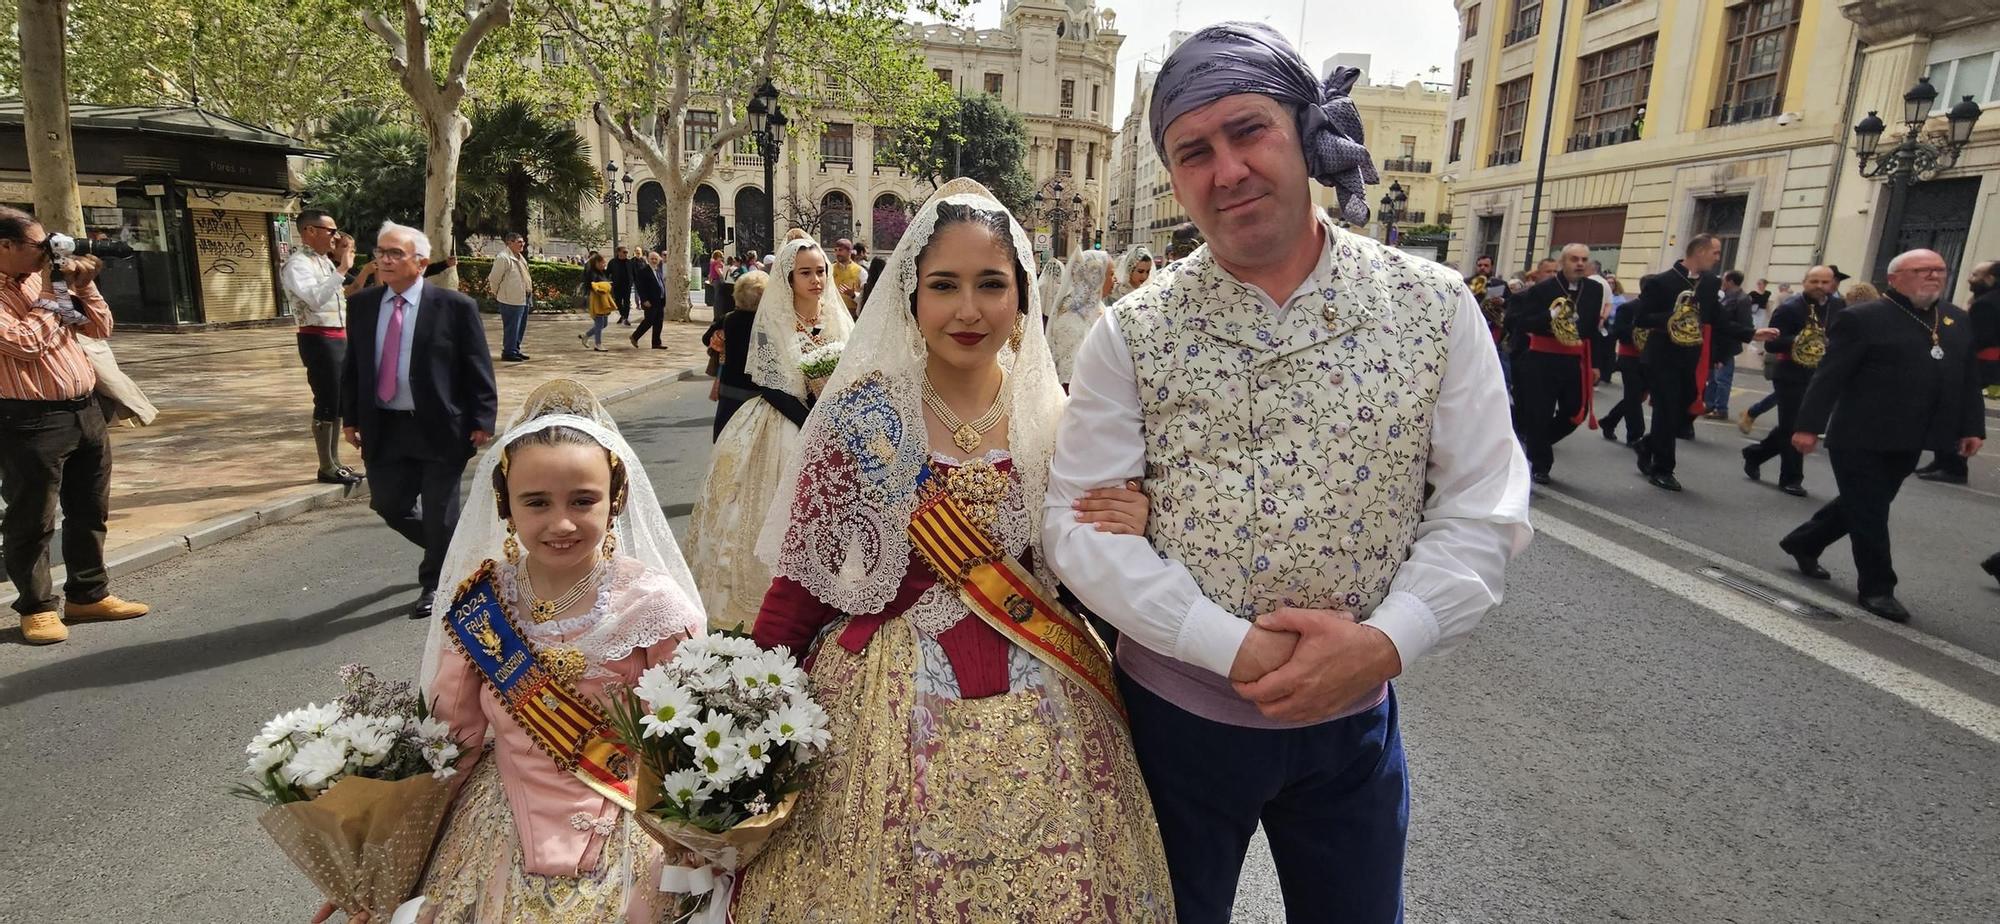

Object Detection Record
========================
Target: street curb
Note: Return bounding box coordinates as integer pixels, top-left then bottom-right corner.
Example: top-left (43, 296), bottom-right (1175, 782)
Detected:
top-left (0, 364), bottom-right (709, 610)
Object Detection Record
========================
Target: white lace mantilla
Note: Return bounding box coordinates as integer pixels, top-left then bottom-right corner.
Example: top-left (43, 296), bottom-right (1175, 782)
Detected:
top-left (498, 557), bottom-right (696, 681)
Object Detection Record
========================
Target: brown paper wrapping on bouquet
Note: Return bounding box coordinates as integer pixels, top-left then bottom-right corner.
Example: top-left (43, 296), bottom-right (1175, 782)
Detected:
top-left (632, 766), bottom-right (799, 872)
top-left (258, 775), bottom-right (454, 919)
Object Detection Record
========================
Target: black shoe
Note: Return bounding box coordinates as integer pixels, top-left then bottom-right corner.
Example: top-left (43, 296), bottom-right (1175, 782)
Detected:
top-left (1742, 450), bottom-right (1761, 482)
top-left (1531, 471), bottom-right (1552, 486)
top-left (1913, 462), bottom-right (1941, 476)
top-left (1647, 473), bottom-right (1683, 492)
top-left (1677, 425), bottom-right (1695, 441)
top-left (1600, 424), bottom-right (1619, 442)
top-left (516, 352), bottom-right (531, 361)
top-left (1858, 594), bottom-right (1911, 623)
top-left (409, 594), bottom-right (434, 620)
top-left (1625, 434), bottom-right (1644, 449)
top-left (1980, 552), bottom-right (2000, 585)
top-left (1779, 538), bottom-right (1831, 579)
top-left (501, 354), bottom-right (526, 362)
top-left (1779, 482), bottom-right (1808, 497)
top-left (1916, 470), bottom-right (1968, 485)
top-left (1635, 444), bottom-right (1654, 476)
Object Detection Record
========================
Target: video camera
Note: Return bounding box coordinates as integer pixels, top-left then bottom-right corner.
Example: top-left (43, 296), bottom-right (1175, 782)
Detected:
top-left (42, 232), bottom-right (134, 285)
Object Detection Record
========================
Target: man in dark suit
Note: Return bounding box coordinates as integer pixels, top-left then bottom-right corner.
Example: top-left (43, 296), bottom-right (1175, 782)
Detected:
top-left (628, 251), bottom-right (669, 349)
top-left (1742, 265), bottom-right (1842, 497)
top-left (1634, 235), bottom-right (1745, 491)
top-left (341, 221), bottom-right (498, 618)
top-left (608, 245), bottom-right (636, 325)
top-left (1780, 249), bottom-right (1986, 622)
top-left (1506, 242), bottom-right (1604, 484)
top-left (1915, 258), bottom-right (1999, 484)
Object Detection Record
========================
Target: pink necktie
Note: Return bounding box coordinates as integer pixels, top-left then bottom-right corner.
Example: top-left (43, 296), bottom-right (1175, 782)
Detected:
top-left (376, 294), bottom-right (406, 404)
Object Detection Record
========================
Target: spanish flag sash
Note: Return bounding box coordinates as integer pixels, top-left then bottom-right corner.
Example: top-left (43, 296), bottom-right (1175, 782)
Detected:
top-left (905, 473), bottom-right (1125, 721)
top-left (445, 562), bottom-right (636, 811)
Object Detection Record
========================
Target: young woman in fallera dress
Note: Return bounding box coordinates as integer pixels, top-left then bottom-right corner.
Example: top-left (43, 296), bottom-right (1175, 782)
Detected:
top-left (732, 179), bottom-right (1175, 922)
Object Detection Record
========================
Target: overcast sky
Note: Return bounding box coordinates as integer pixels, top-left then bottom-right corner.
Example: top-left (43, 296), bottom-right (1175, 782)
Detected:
top-left (935, 0), bottom-right (1462, 110)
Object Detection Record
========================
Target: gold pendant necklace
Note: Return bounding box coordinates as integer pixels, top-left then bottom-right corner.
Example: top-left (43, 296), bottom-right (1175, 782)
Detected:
top-left (1895, 301), bottom-right (1944, 359)
top-left (922, 374), bottom-right (1006, 454)
top-left (519, 561), bottom-right (601, 624)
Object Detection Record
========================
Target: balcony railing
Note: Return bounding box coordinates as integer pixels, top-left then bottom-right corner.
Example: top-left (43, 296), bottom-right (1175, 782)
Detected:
top-left (731, 153), bottom-right (763, 168)
top-left (1382, 157), bottom-right (1433, 173)
top-left (1565, 123), bottom-right (1641, 152)
top-left (1438, 211), bottom-right (1453, 225)
top-left (1708, 94), bottom-right (1783, 127)
top-left (1504, 21), bottom-right (1541, 47)
top-left (1487, 148), bottom-right (1523, 167)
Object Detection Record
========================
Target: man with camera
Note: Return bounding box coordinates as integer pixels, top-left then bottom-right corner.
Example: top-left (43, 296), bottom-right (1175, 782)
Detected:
top-left (0, 205), bottom-right (150, 644)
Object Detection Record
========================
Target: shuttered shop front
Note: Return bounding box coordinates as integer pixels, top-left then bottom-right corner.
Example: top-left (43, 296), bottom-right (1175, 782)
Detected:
top-left (191, 208), bottom-right (279, 324)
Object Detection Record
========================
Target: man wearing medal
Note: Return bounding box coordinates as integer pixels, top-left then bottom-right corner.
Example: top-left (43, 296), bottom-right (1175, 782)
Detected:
top-left (1044, 23), bottom-right (1530, 922)
top-left (1780, 249), bottom-right (1986, 622)
top-left (1633, 234), bottom-right (1775, 492)
top-left (1506, 242), bottom-right (1605, 484)
top-left (1742, 265), bottom-right (1842, 497)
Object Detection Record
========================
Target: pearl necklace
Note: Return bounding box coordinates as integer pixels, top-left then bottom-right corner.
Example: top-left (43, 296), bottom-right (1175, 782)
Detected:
top-left (922, 373), bottom-right (1006, 454)
top-left (520, 560), bottom-right (602, 624)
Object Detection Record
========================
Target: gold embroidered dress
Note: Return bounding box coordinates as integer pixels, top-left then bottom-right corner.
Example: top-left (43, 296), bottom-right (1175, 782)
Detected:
top-left (733, 180), bottom-right (1173, 922)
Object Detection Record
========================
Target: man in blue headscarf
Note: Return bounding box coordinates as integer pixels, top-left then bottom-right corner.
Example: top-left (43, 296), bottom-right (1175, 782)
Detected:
top-left (1045, 22), bottom-right (1532, 922)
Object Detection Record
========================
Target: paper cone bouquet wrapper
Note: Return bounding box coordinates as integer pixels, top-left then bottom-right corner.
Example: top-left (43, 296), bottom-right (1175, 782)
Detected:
top-left (258, 775), bottom-right (453, 919)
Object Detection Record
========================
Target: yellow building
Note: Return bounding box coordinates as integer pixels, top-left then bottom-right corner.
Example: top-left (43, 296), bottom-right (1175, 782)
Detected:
top-left (1822, 1), bottom-right (1999, 304)
top-left (1444, 0), bottom-right (1861, 284)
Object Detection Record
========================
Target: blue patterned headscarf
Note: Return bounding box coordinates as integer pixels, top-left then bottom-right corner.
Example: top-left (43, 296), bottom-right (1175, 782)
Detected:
top-left (1149, 22), bottom-right (1379, 225)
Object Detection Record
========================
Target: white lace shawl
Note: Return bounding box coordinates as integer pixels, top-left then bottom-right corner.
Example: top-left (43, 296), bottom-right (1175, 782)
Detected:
top-left (1111, 245), bottom-right (1155, 302)
top-left (753, 179), bottom-right (1066, 616)
top-left (1056, 249), bottom-right (1112, 319)
top-left (502, 557), bottom-right (702, 681)
top-left (1036, 259), bottom-right (1066, 320)
top-left (749, 237), bottom-right (857, 399)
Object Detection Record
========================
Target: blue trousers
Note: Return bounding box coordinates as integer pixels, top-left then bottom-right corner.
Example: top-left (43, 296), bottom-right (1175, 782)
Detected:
top-left (497, 303), bottom-right (529, 357)
top-left (1704, 358), bottom-right (1737, 413)
top-left (1120, 672), bottom-right (1409, 924)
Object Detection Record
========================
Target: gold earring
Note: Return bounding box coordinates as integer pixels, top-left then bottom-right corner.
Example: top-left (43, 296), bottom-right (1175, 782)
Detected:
top-left (601, 530), bottom-right (618, 560)
top-left (503, 525), bottom-right (522, 565)
top-left (1008, 319), bottom-right (1024, 352)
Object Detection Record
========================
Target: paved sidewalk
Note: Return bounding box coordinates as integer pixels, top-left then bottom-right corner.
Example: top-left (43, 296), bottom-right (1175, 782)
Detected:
top-left (1, 308), bottom-right (714, 606)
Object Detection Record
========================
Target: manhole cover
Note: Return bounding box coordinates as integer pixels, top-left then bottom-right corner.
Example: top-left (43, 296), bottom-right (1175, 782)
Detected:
top-left (1697, 566), bottom-right (1839, 621)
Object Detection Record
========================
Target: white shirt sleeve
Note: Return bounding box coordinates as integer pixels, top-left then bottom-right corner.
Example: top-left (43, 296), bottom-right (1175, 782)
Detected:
top-left (1042, 311), bottom-right (1253, 679)
top-left (1042, 288), bottom-right (1532, 678)
top-left (1361, 287), bottom-right (1533, 665)
top-left (280, 253), bottom-right (343, 320)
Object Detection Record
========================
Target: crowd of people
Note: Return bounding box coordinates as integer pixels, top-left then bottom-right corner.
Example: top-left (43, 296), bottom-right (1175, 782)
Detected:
top-left (1475, 232), bottom-right (1997, 622)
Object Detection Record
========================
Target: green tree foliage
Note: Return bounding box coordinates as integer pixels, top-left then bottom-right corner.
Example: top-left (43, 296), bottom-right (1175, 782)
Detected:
top-left (300, 110), bottom-right (427, 253)
top-left (0, 0), bottom-right (400, 137)
top-left (455, 100), bottom-right (602, 245)
top-left (889, 91), bottom-right (1033, 214)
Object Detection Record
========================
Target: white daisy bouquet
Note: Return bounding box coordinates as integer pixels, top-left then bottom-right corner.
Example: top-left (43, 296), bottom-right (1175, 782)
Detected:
top-left (604, 632), bottom-right (829, 921)
top-left (235, 665), bottom-right (460, 921)
top-left (799, 339), bottom-right (844, 396)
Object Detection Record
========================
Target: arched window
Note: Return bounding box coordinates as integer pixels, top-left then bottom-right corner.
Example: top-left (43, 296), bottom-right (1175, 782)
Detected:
top-left (635, 181), bottom-right (666, 250)
top-left (819, 191), bottom-right (854, 244)
top-left (691, 185), bottom-right (723, 256)
top-left (871, 193), bottom-right (907, 251)
top-left (734, 186), bottom-right (770, 258)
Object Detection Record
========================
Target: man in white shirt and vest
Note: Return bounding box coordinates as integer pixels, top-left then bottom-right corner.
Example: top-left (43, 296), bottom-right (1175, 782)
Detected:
top-left (1045, 23), bottom-right (1532, 922)
top-left (280, 209), bottom-right (370, 485)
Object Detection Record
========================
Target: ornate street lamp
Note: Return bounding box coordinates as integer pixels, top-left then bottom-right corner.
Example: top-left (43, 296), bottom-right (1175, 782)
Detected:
top-left (601, 160), bottom-right (633, 250)
top-left (747, 78), bottom-right (787, 256)
top-left (1851, 76), bottom-right (1983, 282)
top-left (1029, 178), bottom-right (1087, 258)
top-left (1377, 180), bottom-right (1408, 245)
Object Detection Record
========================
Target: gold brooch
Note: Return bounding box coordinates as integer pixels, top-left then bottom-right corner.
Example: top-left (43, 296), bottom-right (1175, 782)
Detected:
top-left (939, 459), bottom-right (1010, 540)
top-left (538, 645), bottom-right (587, 685)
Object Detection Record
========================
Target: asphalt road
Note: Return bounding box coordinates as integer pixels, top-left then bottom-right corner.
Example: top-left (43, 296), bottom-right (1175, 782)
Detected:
top-left (3, 377), bottom-right (1996, 923)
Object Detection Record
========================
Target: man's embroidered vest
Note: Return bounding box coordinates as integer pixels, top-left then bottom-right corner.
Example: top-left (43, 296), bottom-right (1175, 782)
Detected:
top-left (1114, 221), bottom-right (1459, 620)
